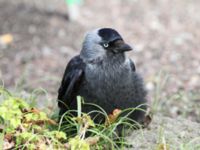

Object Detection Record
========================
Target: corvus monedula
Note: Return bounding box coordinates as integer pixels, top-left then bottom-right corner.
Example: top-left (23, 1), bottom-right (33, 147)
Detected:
top-left (58, 28), bottom-right (147, 125)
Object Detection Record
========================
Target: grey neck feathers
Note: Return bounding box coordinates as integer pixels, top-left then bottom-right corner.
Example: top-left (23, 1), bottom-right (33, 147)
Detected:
top-left (80, 45), bottom-right (105, 62)
top-left (80, 30), bottom-right (106, 62)
top-left (81, 48), bottom-right (126, 66)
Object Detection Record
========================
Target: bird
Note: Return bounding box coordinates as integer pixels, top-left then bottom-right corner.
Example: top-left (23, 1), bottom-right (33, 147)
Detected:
top-left (57, 28), bottom-right (147, 127)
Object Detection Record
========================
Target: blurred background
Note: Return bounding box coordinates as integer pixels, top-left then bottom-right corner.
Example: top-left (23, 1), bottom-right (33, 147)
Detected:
top-left (0, 0), bottom-right (200, 122)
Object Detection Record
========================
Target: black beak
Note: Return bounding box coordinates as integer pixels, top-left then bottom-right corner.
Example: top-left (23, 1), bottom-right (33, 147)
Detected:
top-left (116, 43), bottom-right (132, 52)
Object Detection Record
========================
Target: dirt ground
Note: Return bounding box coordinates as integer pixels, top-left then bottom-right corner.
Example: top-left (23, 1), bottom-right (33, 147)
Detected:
top-left (127, 115), bottom-right (200, 149)
top-left (0, 0), bottom-right (200, 147)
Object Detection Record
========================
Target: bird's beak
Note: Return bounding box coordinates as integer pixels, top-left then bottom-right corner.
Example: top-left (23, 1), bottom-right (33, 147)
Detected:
top-left (115, 42), bottom-right (133, 52)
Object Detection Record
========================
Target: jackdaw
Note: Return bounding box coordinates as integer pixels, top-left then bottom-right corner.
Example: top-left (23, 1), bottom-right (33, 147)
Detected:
top-left (58, 28), bottom-right (147, 126)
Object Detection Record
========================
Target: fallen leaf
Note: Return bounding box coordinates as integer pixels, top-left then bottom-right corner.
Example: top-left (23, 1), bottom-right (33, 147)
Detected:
top-left (156, 143), bottom-right (170, 150)
top-left (29, 108), bottom-right (41, 114)
top-left (85, 136), bottom-right (99, 145)
top-left (143, 114), bottom-right (152, 128)
top-left (139, 107), bottom-right (152, 128)
top-left (0, 34), bottom-right (13, 45)
top-left (3, 139), bottom-right (14, 150)
top-left (47, 119), bottom-right (58, 125)
top-left (105, 109), bottom-right (122, 126)
top-left (4, 134), bottom-right (12, 142)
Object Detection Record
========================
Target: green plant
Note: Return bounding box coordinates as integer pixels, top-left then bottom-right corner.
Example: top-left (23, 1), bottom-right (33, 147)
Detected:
top-left (0, 85), bottom-right (148, 149)
top-left (151, 71), bottom-right (170, 115)
top-left (0, 86), bottom-right (66, 149)
top-left (59, 96), bottom-right (146, 149)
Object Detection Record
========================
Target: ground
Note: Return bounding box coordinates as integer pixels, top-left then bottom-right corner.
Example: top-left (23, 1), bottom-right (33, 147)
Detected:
top-left (127, 115), bottom-right (200, 149)
top-left (0, 0), bottom-right (200, 149)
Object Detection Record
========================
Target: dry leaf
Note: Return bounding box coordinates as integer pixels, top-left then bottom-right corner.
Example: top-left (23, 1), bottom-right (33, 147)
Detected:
top-left (4, 134), bottom-right (12, 142)
top-left (29, 108), bottom-right (41, 114)
top-left (47, 119), bottom-right (57, 125)
top-left (3, 139), bottom-right (14, 150)
top-left (105, 109), bottom-right (122, 126)
top-left (156, 143), bottom-right (170, 150)
top-left (0, 34), bottom-right (13, 45)
top-left (85, 136), bottom-right (99, 145)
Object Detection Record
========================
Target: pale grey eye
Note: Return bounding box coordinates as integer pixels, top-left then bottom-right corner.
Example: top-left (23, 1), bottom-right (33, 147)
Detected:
top-left (103, 43), bottom-right (109, 48)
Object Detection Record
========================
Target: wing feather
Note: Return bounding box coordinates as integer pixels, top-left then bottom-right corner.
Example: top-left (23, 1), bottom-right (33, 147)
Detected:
top-left (58, 56), bottom-right (85, 110)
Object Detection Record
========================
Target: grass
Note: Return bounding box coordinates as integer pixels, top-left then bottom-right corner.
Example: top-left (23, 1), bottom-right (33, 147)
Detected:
top-left (0, 86), bottom-right (67, 149)
top-left (0, 132), bottom-right (3, 150)
top-left (0, 72), bottom-right (200, 150)
top-left (0, 85), bottom-right (146, 150)
top-left (150, 71), bottom-right (200, 123)
top-left (58, 97), bottom-right (147, 149)
top-left (179, 137), bottom-right (200, 150)
top-left (142, 71), bottom-right (200, 150)
top-left (154, 127), bottom-right (200, 150)
top-left (151, 71), bottom-right (170, 115)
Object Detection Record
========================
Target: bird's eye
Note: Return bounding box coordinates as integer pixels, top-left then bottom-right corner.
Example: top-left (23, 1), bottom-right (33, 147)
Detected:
top-left (103, 43), bottom-right (109, 48)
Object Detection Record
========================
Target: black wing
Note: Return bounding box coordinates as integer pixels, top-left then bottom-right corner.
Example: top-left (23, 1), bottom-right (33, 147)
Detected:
top-left (129, 59), bottom-right (136, 72)
top-left (58, 55), bottom-right (85, 111)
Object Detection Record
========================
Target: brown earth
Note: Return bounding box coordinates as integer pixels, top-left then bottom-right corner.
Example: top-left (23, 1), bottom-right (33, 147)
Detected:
top-left (126, 115), bottom-right (200, 149)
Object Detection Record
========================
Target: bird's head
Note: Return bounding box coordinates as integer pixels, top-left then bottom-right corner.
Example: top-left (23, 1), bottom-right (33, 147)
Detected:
top-left (80, 28), bottom-right (132, 61)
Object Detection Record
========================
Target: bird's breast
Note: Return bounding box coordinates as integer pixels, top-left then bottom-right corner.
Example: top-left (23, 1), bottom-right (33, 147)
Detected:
top-left (80, 63), bottom-right (133, 101)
